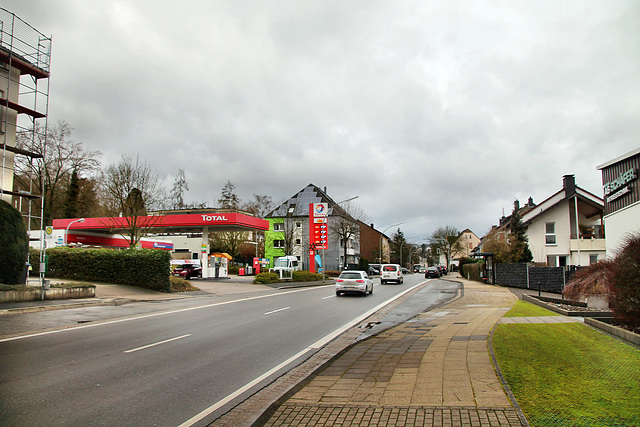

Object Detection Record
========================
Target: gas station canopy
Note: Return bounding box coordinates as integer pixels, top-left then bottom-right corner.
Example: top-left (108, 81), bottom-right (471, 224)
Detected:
top-left (53, 211), bottom-right (269, 235)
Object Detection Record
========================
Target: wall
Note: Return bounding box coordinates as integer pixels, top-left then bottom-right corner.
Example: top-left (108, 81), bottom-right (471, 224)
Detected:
top-left (495, 263), bottom-right (579, 293)
top-left (604, 202), bottom-right (640, 257)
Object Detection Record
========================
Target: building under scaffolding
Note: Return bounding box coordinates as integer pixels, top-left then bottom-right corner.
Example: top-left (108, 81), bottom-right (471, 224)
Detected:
top-left (0, 9), bottom-right (50, 225)
top-left (1, 8), bottom-right (51, 283)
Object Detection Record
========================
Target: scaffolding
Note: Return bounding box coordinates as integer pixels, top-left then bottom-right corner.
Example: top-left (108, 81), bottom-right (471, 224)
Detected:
top-left (0, 8), bottom-right (51, 284)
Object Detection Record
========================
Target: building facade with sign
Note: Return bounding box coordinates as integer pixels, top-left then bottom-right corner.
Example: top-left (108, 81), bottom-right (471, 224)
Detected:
top-left (265, 184), bottom-right (361, 271)
top-left (597, 147), bottom-right (640, 257)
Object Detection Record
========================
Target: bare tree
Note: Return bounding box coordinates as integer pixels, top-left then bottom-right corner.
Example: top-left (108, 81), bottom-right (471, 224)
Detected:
top-left (242, 194), bottom-right (274, 218)
top-left (330, 202), bottom-right (367, 268)
top-left (170, 169), bottom-right (189, 210)
top-left (211, 231), bottom-right (250, 259)
top-left (14, 120), bottom-right (101, 224)
top-left (428, 226), bottom-right (465, 270)
top-left (101, 154), bottom-right (164, 248)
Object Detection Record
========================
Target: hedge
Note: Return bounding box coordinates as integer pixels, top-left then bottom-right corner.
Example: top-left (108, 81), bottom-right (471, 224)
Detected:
top-left (462, 261), bottom-right (485, 282)
top-left (0, 200), bottom-right (29, 285)
top-left (34, 247), bottom-right (172, 292)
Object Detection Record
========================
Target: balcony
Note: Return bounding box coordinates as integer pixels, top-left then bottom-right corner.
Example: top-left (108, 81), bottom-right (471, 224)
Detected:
top-left (570, 238), bottom-right (606, 252)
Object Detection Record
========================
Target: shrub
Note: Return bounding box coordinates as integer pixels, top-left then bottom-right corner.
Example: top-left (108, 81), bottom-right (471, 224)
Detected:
top-left (292, 271), bottom-right (323, 282)
top-left (44, 247), bottom-right (171, 292)
top-left (168, 276), bottom-right (200, 292)
top-left (609, 234), bottom-right (640, 333)
top-left (564, 261), bottom-right (613, 301)
top-left (462, 261), bottom-right (485, 281)
top-left (253, 272), bottom-right (280, 284)
top-left (228, 265), bottom-right (240, 275)
top-left (0, 200), bottom-right (29, 285)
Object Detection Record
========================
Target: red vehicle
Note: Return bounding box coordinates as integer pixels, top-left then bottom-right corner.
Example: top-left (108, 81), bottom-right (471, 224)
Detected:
top-left (172, 264), bottom-right (202, 279)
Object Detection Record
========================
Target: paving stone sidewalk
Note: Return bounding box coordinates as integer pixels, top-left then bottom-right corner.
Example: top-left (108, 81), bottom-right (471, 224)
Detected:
top-left (261, 281), bottom-right (528, 427)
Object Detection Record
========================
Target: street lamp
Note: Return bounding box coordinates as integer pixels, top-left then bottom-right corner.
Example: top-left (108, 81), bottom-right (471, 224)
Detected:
top-left (400, 235), bottom-right (418, 268)
top-left (379, 222), bottom-right (403, 264)
top-left (64, 218), bottom-right (85, 246)
top-left (322, 195), bottom-right (359, 282)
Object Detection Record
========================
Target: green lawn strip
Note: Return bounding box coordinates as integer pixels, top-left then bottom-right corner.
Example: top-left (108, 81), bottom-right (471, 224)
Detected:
top-left (493, 322), bottom-right (640, 426)
top-left (503, 300), bottom-right (559, 317)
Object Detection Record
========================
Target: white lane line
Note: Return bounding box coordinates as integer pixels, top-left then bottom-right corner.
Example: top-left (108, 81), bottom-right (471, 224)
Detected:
top-left (322, 295), bottom-right (334, 300)
top-left (178, 280), bottom-right (429, 427)
top-left (124, 334), bottom-right (191, 354)
top-left (0, 285), bottom-right (335, 343)
top-left (264, 307), bottom-right (290, 315)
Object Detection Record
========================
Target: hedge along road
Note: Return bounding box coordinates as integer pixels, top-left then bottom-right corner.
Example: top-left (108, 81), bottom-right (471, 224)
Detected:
top-left (0, 274), bottom-right (457, 426)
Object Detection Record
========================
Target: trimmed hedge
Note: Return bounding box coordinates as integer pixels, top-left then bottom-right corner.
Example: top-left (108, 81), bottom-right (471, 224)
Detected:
top-left (462, 261), bottom-right (485, 282)
top-left (41, 247), bottom-right (172, 292)
top-left (0, 200), bottom-right (29, 285)
top-left (254, 272), bottom-right (280, 284)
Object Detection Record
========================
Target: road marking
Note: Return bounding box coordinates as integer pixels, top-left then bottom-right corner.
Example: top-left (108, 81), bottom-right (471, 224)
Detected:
top-left (0, 285), bottom-right (334, 343)
top-left (322, 295), bottom-right (334, 300)
top-left (264, 307), bottom-right (290, 315)
top-left (124, 334), bottom-right (191, 353)
top-left (178, 280), bottom-right (430, 427)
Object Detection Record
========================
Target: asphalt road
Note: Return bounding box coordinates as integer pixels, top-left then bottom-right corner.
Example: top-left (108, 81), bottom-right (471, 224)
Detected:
top-left (0, 275), bottom-right (457, 426)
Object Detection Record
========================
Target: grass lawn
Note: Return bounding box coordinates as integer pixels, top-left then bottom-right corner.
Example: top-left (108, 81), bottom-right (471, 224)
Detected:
top-left (503, 300), bottom-right (559, 317)
top-left (493, 322), bottom-right (640, 426)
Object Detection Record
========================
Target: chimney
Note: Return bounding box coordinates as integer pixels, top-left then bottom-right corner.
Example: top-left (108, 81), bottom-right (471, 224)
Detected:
top-left (563, 175), bottom-right (576, 196)
top-left (514, 199), bottom-right (520, 212)
top-left (527, 196), bottom-right (535, 207)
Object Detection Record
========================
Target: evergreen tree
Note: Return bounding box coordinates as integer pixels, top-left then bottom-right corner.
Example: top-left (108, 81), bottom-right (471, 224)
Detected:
top-left (218, 180), bottom-right (240, 209)
top-left (508, 205), bottom-right (533, 262)
top-left (64, 169), bottom-right (81, 218)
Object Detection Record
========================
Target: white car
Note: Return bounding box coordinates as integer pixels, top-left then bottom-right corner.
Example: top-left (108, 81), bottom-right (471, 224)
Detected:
top-left (381, 264), bottom-right (404, 284)
top-left (335, 270), bottom-right (374, 296)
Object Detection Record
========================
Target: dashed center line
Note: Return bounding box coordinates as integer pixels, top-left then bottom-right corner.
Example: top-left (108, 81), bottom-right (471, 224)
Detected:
top-left (124, 334), bottom-right (191, 353)
top-left (264, 307), bottom-right (290, 315)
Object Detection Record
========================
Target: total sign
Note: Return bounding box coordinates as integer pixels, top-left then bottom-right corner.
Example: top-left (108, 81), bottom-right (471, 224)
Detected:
top-left (310, 203), bottom-right (328, 250)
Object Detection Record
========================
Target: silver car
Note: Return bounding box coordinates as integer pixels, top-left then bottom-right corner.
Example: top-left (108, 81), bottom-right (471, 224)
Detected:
top-left (335, 270), bottom-right (374, 296)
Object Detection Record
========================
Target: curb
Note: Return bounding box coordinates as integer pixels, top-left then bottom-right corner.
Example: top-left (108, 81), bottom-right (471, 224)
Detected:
top-left (0, 298), bottom-right (132, 315)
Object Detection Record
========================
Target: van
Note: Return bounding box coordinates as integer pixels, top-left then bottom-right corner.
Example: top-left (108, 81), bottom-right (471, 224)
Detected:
top-left (380, 264), bottom-right (404, 284)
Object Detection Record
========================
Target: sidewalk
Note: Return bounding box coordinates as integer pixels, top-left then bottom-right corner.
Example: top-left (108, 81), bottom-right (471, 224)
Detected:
top-left (257, 279), bottom-right (529, 427)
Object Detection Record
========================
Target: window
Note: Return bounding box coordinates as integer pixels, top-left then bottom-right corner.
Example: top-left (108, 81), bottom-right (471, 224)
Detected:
top-left (273, 223), bottom-right (284, 231)
top-left (273, 240), bottom-right (284, 248)
top-left (590, 254), bottom-right (598, 265)
top-left (545, 222), bottom-right (556, 245)
top-left (295, 238), bottom-right (301, 245)
top-left (296, 222), bottom-right (301, 228)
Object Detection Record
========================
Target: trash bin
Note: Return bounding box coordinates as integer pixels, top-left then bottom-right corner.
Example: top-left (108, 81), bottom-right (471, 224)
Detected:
top-left (239, 268), bottom-right (245, 276)
top-left (43, 279), bottom-right (50, 290)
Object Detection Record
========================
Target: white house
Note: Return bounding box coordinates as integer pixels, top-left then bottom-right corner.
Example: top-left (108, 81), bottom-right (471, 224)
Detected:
top-left (522, 175), bottom-right (605, 267)
top-left (597, 147), bottom-right (640, 257)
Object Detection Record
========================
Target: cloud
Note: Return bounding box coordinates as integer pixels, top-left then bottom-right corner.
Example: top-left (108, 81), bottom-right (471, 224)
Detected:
top-left (3, 0), bottom-right (639, 241)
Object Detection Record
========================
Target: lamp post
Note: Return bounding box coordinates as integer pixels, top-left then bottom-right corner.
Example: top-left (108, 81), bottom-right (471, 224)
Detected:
top-left (379, 222), bottom-right (403, 264)
top-left (64, 218), bottom-right (85, 246)
top-left (323, 195), bottom-right (359, 282)
top-left (400, 235), bottom-right (418, 268)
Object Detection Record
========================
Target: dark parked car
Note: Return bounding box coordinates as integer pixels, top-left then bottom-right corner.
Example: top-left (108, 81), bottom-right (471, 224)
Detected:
top-left (172, 264), bottom-right (202, 279)
top-left (438, 266), bottom-right (448, 276)
top-left (425, 267), bottom-right (441, 278)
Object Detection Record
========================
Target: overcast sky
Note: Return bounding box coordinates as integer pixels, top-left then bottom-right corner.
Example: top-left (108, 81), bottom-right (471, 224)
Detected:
top-left (5, 1), bottom-right (639, 243)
